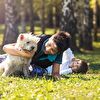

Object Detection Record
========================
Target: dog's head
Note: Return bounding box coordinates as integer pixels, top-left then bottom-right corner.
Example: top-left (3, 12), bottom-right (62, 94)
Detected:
top-left (15, 32), bottom-right (40, 54)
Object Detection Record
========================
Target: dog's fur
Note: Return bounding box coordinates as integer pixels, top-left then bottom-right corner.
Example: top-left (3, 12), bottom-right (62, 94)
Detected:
top-left (0, 32), bottom-right (40, 77)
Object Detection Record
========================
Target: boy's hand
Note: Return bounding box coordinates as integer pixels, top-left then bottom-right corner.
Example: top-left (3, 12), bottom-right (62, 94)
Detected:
top-left (52, 73), bottom-right (61, 80)
top-left (52, 63), bottom-right (61, 80)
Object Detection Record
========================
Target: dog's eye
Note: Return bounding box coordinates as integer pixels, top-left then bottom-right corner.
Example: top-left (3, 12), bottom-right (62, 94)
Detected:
top-left (26, 41), bottom-right (30, 44)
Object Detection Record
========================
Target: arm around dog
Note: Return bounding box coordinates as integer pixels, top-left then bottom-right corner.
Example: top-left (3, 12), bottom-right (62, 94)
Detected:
top-left (3, 43), bottom-right (32, 58)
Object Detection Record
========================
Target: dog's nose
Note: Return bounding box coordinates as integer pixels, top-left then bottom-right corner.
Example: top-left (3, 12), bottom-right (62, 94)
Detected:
top-left (31, 46), bottom-right (35, 50)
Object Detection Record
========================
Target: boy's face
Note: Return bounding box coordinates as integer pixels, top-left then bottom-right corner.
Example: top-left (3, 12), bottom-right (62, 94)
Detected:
top-left (70, 59), bottom-right (82, 72)
top-left (44, 37), bottom-right (58, 55)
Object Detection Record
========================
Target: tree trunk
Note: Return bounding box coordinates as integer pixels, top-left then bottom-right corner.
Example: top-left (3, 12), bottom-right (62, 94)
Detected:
top-left (41, 0), bottom-right (45, 34)
top-left (93, 0), bottom-right (98, 41)
top-left (53, 6), bottom-right (57, 33)
top-left (75, 0), bottom-right (85, 49)
top-left (82, 0), bottom-right (93, 50)
top-left (27, 0), bottom-right (34, 33)
top-left (3, 0), bottom-right (19, 46)
top-left (47, 0), bottom-right (53, 28)
top-left (60, 0), bottom-right (78, 50)
top-left (20, 0), bottom-right (26, 32)
top-left (55, 5), bottom-right (60, 28)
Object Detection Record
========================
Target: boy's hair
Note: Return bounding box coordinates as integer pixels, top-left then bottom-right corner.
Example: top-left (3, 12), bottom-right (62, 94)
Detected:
top-left (53, 31), bottom-right (71, 53)
top-left (77, 60), bottom-right (88, 74)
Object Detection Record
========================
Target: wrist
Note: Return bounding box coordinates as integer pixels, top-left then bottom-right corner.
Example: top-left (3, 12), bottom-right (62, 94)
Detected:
top-left (52, 72), bottom-right (60, 77)
top-left (53, 72), bottom-right (59, 75)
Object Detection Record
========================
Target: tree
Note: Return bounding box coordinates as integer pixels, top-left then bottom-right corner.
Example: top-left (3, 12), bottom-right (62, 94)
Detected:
top-left (20, 0), bottom-right (27, 32)
top-left (82, 0), bottom-right (93, 50)
top-left (3, 0), bottom-right (19, 46)
top-left (27, 0), bottom-right (35, 33)
top-left (41, 0), bottom-right (45, 34)
top-left (47, 0), bottom-right (61, 33)
top-left (47, 0), bottom-right (53, 28)
top-left (93, 0), bottom-right (98, 41)
top-left (76, 0), bottom-right (85, 48)
top-left (60, 0), bottom-right (78, 50)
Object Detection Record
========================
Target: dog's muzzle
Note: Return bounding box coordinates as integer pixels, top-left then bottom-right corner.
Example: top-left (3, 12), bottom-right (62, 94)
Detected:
top-left (23, 46), bottom-right (35, 52)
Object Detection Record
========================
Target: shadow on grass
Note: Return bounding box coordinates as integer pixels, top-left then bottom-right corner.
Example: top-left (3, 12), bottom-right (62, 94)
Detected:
top-left (75, 47), bottom-right (100, 56)
top-left (88, 63), bottom-right (100, 74)
top-left (90, 63), bottom-right (100, 70)
top-left (60, 74), bottom-right (100, 81)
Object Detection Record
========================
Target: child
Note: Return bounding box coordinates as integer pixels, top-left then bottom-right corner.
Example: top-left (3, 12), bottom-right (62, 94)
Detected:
top-left (46, 48), bottom-right (88, 75)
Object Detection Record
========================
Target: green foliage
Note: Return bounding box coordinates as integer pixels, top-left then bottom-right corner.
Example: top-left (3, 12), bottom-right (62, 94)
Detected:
top-left (90, 0), bottom-right (96, 9)
top-left (33, 0), bottom-right (61, 20)
top-left (90, 0), bottom-right (100, 9)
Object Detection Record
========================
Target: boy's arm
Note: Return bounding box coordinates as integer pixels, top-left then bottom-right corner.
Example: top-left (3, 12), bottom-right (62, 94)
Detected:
top-left (52, 63), bottom-right (60, 79)
top-left (3, 43), bottom-right (32, 58)
top-left (62, 48), bottom-right (75, 63)
top-left (60, 68), bottom-right (72, 74)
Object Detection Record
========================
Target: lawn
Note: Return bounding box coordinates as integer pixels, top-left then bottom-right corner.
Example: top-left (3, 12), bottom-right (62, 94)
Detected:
top-left (0, 25), bottom-right (100, 100)
top-left (0, 74), bottom-right (99, 100)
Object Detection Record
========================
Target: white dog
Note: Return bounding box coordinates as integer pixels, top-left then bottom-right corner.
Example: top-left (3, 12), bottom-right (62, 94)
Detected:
top-left (0, 32), bottom-right (40, 77)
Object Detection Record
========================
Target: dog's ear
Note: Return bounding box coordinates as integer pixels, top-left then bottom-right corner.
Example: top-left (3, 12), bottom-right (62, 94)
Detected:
top-left (29, 32), bottom-right (34, 35)
top-left (20, 34), bottom-right (24, 40)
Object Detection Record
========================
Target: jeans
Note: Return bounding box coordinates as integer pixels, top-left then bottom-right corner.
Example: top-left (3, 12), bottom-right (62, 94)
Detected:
top-left (30, 64), bottom-right (47, 77)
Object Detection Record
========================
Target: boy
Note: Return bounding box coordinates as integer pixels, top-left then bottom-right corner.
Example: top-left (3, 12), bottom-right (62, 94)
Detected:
top-left (47, 48), bottom-right (88, 75)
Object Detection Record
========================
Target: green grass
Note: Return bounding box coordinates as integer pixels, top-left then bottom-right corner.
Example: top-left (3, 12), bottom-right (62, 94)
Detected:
top-left (75, 41), bottom-right (100, 74)
top-left (0, 24), bottom-right (56, 35)
top-left (18, 25), bottom-right (56, 35)
top-left (0, 24), bottom-right (100, 99)
top-left (0, 75), bottom-right (99, 100)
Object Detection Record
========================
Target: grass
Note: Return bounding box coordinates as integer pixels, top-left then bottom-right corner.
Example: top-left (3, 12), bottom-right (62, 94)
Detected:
top-left (75, 41), bottom-right (100, 74)
top-left (0, 24), bottom-right (100, 99)
top-left (0, 75), bottom-right (99, 100)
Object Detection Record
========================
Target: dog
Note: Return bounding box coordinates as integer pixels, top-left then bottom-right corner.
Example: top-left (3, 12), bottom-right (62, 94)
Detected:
top-left (0, 32), bottom-right (40, 77)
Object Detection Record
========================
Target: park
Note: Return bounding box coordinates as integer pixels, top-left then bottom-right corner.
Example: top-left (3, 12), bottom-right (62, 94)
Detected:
top-left (0, 0), bottom-right (100, 99)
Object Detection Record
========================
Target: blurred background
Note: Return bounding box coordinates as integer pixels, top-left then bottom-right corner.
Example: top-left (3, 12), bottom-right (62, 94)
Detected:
top-left (0, 0), bottom-right (100, 52)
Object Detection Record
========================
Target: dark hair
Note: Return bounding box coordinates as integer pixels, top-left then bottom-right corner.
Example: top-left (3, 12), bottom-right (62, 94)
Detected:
top-left (53, 31), bottom-right (71, 53)
top-left (77, 60), bottom-right (88, 74)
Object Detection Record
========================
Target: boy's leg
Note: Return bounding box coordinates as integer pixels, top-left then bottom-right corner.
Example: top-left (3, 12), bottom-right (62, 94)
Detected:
top-left (29, 64), bottom-right (47, 77)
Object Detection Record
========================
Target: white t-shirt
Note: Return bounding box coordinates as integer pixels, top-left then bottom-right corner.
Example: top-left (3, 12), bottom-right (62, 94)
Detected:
top-left (46, 48), bottom-right (74, 75)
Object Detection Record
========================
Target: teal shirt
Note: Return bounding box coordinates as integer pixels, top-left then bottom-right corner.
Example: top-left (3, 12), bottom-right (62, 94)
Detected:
top-left (31, 38), bottom-right (63, 68)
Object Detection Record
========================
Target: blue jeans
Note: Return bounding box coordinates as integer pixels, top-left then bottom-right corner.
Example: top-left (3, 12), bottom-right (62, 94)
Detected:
top-left (30, 64), bottom-right (48, 77)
